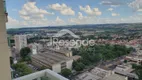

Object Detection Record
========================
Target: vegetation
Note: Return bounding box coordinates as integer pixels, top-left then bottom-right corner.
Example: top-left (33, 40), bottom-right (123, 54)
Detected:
top-left (132, 64), bottom-right (142, 80)
top-left (20, 47), bottom-right (31, 61)
top-left (12, 63), bottom-right (32, 77)
top-left (124, 60), bottom-right (128, 63)
top-left (39, 66), bottom-right (49, 70)
top-left (73, 60), bottom-right (85, 71)
top-left (73, 44), bottom-right (133, 71)
top-left (61, 68), bottom-right (72, 78)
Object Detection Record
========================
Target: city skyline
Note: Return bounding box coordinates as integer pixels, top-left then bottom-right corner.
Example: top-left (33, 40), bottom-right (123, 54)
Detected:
top-left (1, 0), bottom-right (142, 80)
top-left (6, 0), bottom-right (142, 28)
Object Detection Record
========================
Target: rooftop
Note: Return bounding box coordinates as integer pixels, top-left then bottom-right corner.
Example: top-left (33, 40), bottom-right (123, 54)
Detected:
top-left (113, 63), bottom-right (138, 79)
top-left (76, 67), bottom-right (110, 80)
top-left (114, 64), bottom-right (133, 73)
top-left (31, 49), bottom-right (72, 66)
top-left (103, 74), bottom-right (127, 80)
top-left (114, 69), bottom-right (138, 79)
top-left (48, 48), bottom-right (72, 55)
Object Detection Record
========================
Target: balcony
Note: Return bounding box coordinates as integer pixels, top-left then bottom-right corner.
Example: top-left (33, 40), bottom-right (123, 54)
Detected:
top-left (13, 69), bottom-right (69, 80)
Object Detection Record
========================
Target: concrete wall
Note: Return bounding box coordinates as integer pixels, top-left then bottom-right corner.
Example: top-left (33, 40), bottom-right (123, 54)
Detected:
top-left (14, 69), bottom-right (69, 80)
top-left (32, 49), bottom-right (37, 55)
top-left (69, 52), bottom-right (72, 57)
top-left (52, 64), bottom-right (61, 73)
top-left (66, 60), bottom-right (73, 69)
top-left (45, 69), bottom-right (69, 80)
top-left (0, 0), bottom-right (11, 80)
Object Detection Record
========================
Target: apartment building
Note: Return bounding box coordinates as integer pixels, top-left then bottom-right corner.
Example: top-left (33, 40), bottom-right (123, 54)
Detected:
top-left (31, 48), bottom-right (73, 73)
top-left (14, 35), bottom-right (27, 51)
top-left (0, 0), bottom-right (11, 79)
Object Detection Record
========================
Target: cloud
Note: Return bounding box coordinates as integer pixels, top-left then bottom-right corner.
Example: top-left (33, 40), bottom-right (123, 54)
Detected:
top-left (11, 1), bottom-right (61, 28)
top-left (6, 16), bottom-right (28, 28)
top-left (100, 0), bottom-right (125, 7)
top-left (129, 0), bottom-right (142, 12)
top-left (55, 16), bottom-right (65, 25)
top-left (99, 15), bottom-right (142, 24)
top-left (7, 2), bottom-right (68, 28)
top-left (69, 12), bottom-right (96, 24)
top-left (7, 14), bottom-right (142, 28)
top-left (79, 5), bottom-right (102, 16)
top-left (19, 2), bottom-right (54, 20)
top-left (138, 9), bottom-right (142, 12)
top-left (49, 3), bottom-right (75, 16)
top-left (68, 12), bottom-right (142, 25)
top-left (112, 13), bottom-right (120, 16)
top-left (7, 16), bottom-right (67, 28)
top-left (107, 8), bottom-right (113, 11)
top-left (7, 1), bottom-right (142, 28)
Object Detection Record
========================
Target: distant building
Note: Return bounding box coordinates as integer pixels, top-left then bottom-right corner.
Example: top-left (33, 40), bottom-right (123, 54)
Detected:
top-left (75, 67), bottom-right (111, 80)
top-left (28, 43), bottom-right (44, 55)
top-left (103, 73), bottom-right (128, 80)
top-left (48, 48), bottom-right (73, 57)
top-left (113, 64), bottom-right (138, 80)
top-left (31, 48), bottom-right (73, 73)
top-left (14, 35), bottom-right (27, 51)
top-left (114, 64), bottom-right (133, 73)
top-left (126, 55), bottom-right (142, 64)
top-left (75, 67), bottom-right (130, 80)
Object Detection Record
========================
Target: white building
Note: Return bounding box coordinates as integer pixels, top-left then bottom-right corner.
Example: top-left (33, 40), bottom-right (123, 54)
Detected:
top-left (31, 48), bottom-right (73, 73)
top-left (28, 43), bottom-right (44, 55)
top-left (14, 35), bottom-right (27, 51)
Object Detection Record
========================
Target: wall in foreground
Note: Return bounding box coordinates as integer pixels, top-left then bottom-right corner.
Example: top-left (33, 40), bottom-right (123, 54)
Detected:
top-left (13, 69), bottom-right (69, 80)
top-left (0, 0), bottom-right (11, 80)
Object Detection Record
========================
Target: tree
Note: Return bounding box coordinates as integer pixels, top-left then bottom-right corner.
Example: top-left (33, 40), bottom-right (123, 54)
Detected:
top-left (132, 64), bottom-right (142, 80)
top-left (73, 44), bottom-right (133, 71)
top-left (20, 47), bottom-right (31, 61)
top-left (61, 68), bottom-right (72, 78)
top-left (136, 69), bottom-right (142, 80)
top-left (124, 60), bottom-right (128, 63)
top-left (71, 48), bottom-right (79, 56)
top-left (40, 66), bottom-right (48, 70)
top-left (12, 63), bottom-right (32, 77)
top-left (74, 62), bottom-right (85, 71)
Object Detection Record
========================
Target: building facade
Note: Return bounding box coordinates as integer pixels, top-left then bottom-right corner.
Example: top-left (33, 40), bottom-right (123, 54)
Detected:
top-left (0, 0), bottom-right (11, 79)
top-left (14, 35), bottom-right (27, 51)
top-left (31, 48), bottom-right (73, 73)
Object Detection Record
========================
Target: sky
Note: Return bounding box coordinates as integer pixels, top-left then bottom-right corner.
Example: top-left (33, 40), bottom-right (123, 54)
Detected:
top-left (6, 0), bottom-right (142, 28)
